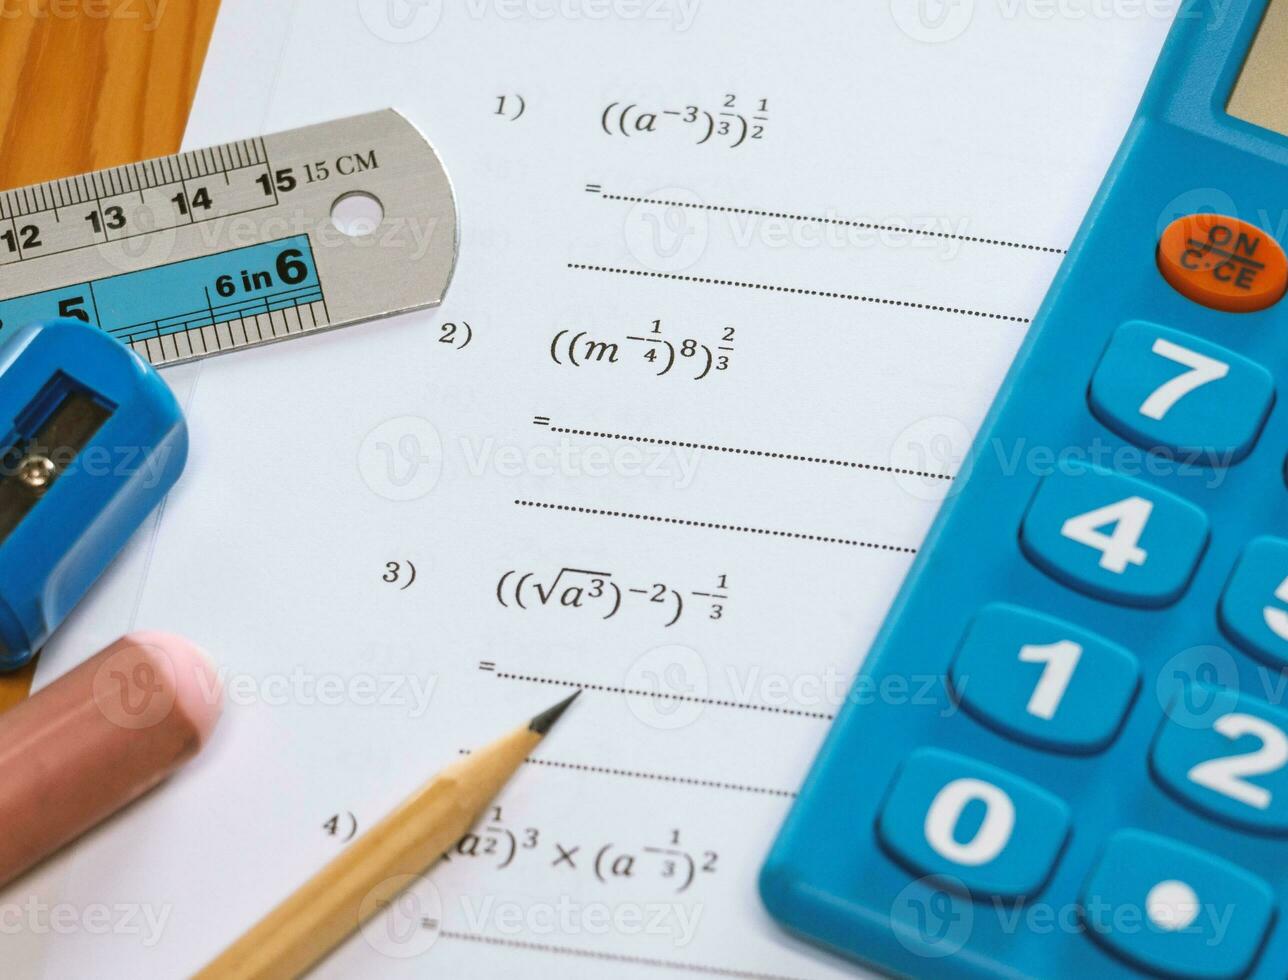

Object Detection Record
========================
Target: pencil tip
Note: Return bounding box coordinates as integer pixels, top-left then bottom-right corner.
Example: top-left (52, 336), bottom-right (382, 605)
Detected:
top-left (528, 690), bottom-right (581, 735)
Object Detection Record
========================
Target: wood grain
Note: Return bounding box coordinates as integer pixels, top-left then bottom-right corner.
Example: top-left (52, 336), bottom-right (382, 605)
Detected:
top-left (0, 0), bottom-right (220, 711)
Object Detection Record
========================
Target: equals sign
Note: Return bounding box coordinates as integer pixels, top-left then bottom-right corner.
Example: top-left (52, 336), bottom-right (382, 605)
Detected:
top-left (533, 416), bottom-right (551, 426)
top-left (584, 184), bottom-right (602, 193)
top-left (479, 661), bottom-right (497, 672)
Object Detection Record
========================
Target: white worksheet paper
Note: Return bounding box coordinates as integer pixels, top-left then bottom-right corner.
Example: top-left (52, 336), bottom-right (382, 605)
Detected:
top-left (6, 2), bottom-right (1174, 977)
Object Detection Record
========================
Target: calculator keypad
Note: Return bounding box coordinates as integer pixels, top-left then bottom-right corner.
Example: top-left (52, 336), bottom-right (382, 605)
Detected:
top-left (1151, 684), bottom-right (1288, 834)
top-left (951, 603), bottom-right (1139, 753)
top-left (876, 747), bottom-right (1071, 898)
top-left (1088, 321), bottom-right (1275, 463)
top-left (765, 198), bottom-right (1288, 974)
top-left (1219, 536), bottom-right (1288, 670)
top-left (1082, 829), bottom-right (1275, 979)
top-left (1019, 463), bottom-right (1209, 607)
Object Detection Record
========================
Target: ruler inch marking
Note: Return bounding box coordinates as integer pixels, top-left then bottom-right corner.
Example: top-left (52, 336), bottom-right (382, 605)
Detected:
top-left (86, 280), bottom-right (102, 328)
top-left (202, 287), bottom-right (217, 335)
top-left (301, 235), bottom-right (332, 327)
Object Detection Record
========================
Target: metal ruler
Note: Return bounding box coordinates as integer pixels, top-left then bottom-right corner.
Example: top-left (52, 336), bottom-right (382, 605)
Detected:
top-left (0, 110), bottom-right (458, 368)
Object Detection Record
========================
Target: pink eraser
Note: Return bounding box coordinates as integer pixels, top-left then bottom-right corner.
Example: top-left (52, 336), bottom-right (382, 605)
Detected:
top-left (0, 632), bottom-right (222, 887)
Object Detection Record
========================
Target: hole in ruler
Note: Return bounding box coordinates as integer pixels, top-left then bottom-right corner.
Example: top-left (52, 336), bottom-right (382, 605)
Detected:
top-left (330, 191), bottom-right (384, 237)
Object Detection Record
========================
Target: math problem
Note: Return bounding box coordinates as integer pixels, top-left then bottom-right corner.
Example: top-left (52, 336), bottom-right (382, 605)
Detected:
top-left (449, 809), bottom-right (719, 896)
top-left (600, 94), bottom-right (769, 150)
top-left (548, 318), bottom-right (733, 382)
top-left (495, 567), bottom-right (729, 627)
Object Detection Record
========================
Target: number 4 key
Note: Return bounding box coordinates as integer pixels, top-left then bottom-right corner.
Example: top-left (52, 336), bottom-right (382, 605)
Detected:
top-left (1020, 462), bottom-right (1209, 607)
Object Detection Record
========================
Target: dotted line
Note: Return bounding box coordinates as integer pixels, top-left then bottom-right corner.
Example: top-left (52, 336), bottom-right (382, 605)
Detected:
top-left (493, 669), bottom-right (835, 720)
top-left (567, 263), bottom-right (1029, 323)
top-left (525, 757), bottom-right (796, 797)
top-left (521, 755), bottom-right (798, 798)
top-left (514, 499), bottom-right (918, 555)
top-left (602, 191), bottom-right (1067, 255)
top-left (545, 423), bottom-right (954, 482)
top-left (438, 931), bottom-right (816, 980)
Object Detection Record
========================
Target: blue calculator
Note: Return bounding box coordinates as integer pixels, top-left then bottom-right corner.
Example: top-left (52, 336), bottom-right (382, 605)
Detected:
top-left (762, 4), bottom-right (1288, 978)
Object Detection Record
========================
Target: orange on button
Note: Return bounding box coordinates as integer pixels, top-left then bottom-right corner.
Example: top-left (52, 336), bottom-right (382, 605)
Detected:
top-left (1158, 213), bottom-right (1288, 313)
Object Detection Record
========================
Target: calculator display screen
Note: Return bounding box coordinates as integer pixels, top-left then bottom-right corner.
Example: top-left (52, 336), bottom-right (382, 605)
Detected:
top-left (1227, 0), bottom-right (1288, 136)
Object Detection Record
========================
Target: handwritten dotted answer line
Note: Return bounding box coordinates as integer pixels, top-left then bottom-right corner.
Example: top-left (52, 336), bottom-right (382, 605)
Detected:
top-left (459, 751), bottom-right (798, 798)
top-left (566, 264), bottom-right (1030, 324)
top-left (514, 499), bottom-right (919, 555)
top-left (438, 931), bottom-right (815, 980)
top-left (544, 422), bottom-right (955, 482)
top-left (492, 669), bottom-right (835, 720)
top-left (601, 191), bottom-right (1067, 255)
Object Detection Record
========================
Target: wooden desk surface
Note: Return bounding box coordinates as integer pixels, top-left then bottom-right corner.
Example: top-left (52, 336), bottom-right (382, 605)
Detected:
top-left (0, 0), bottom-right (221, 710)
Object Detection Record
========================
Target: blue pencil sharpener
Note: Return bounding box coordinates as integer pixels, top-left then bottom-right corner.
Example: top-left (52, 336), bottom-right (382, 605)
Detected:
top-left (0, 320), bottom-right (187, 671)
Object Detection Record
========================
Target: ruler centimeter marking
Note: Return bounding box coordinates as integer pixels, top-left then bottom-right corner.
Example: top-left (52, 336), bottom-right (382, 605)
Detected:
top-left (0, 136), bottom-right (269, 216)
top-left (0, 110), bottom-right (458, 368)
top-left (0, 137), bottom-right (278, 265)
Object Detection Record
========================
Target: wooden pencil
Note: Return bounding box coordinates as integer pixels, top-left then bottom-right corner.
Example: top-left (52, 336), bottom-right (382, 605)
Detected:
top-left (195, 692), bottom-right (580, 980)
